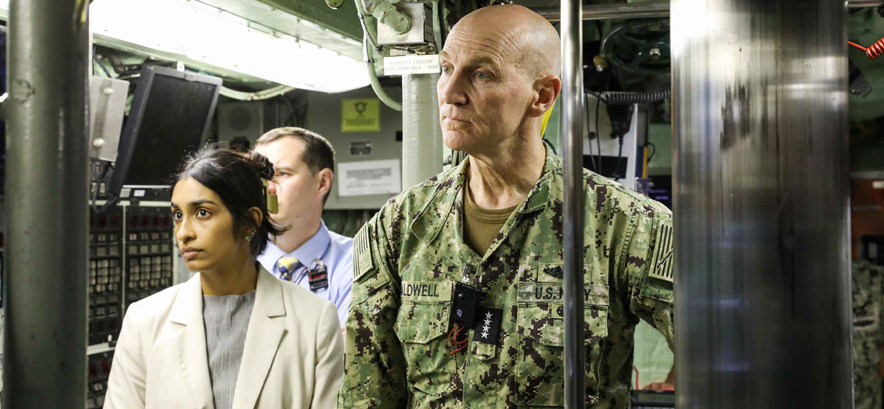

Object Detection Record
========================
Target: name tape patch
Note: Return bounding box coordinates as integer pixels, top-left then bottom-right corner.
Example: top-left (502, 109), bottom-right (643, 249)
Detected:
top-left (517, 282), bottom-right (609, 305)
top-left (401, 281), bottom-right (453, 301)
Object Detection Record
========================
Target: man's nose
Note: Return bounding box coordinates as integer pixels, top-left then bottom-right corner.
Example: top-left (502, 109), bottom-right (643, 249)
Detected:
top-left (268, 181), bottom-right (278, 195)
top-left (438, 71), bottom-right (468, 106)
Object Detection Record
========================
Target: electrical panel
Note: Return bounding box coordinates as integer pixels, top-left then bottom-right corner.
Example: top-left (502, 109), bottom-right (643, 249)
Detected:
top-left (86, 203), bottom-right (175, 406)
top-left (87, 351), bottom-right (114, 409)
top-left (88, 208), bottom-right (124, 345)
top-left (125, 206), bottom-right (174, 307)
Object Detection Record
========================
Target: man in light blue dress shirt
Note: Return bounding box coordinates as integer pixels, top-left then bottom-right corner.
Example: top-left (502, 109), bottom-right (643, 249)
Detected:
top-left (254, 127), bottom-right (353, 327)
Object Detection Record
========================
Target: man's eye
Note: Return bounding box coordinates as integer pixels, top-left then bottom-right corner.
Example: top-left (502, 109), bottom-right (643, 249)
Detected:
top-left (442, 65), bottom-right (453, 74)
top-left (476, 71), bottom-right (490, 80)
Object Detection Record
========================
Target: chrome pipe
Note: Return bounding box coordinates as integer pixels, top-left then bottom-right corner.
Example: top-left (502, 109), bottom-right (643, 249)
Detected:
top-left (671, 0), bottom-right (852, 407)
top-left (538, 0), bottom-right (880, 21)
top-left (560, 0), bottom-right (585, 405)
top-left (5, 0), bottom-right (90, 406)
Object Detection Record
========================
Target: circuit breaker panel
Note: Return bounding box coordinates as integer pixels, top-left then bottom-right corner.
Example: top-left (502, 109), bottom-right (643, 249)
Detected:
top-left (86, 202), bottom-right (176, 406)
top-left (125, 206), bottom-right (174, 307)
top-left (88, 208), bottom-right (124, 345)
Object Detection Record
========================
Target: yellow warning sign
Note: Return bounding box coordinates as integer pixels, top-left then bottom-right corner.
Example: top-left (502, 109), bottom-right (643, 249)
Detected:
top-left (342, 98), bottom-right (380, 132)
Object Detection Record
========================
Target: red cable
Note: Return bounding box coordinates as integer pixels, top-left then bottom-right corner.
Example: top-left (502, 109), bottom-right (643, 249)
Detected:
top-left (850, 39), bottom-right (884, 60)
top-left (634, 365), bottom-right (640, 390)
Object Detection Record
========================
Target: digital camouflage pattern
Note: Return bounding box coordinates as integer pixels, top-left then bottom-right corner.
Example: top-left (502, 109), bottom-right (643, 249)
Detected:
top-left (853, 259), bottom-right (884, 409)
top-left (338, 147), bottom-right (674, 408)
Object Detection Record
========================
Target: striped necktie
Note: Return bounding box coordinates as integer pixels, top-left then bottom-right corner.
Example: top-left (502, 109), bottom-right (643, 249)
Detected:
top-left (276, 257), bottom-right (301, 281)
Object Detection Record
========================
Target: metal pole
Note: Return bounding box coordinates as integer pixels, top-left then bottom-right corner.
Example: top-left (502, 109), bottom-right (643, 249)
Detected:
top-left (672, 0), bottom-right (852, 407)
top-left (537, 0), bottom-right (880, 21)
top-left (401, 73), bottom-right (443, 189)
top-left (5, 0), bottom-right (90, 406)
top-left (560, 0), bottom-right (584, 405)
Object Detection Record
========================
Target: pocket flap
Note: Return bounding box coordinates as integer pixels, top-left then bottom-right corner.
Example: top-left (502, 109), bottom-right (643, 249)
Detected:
top-left (396, 302), bottom-right (451, 344)
top-left (517, 303), bottom-right (609, 347)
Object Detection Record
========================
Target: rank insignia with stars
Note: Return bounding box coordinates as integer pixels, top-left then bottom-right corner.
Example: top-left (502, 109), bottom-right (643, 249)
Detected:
top-left (472, 307), bottom-right (502, 344)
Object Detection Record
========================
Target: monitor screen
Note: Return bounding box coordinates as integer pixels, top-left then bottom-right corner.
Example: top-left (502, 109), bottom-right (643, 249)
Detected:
top-left (111, 66), bottom-right (221, 193)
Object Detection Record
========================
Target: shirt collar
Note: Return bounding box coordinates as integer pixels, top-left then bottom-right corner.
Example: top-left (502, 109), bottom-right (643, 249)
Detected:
top-left (288, 220), bottom-right (332, 269)
top-left (258, 220), bottom-right (333, 271)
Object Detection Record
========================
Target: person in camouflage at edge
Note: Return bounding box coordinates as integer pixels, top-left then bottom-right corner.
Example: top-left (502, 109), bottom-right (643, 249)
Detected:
top-left (338, 5), bottom-right (674, 408)
top-left (853, 258), bottom-right (884, 409)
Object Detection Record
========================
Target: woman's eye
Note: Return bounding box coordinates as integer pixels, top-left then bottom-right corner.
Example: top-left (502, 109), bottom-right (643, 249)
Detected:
top-left (197, 209), bottom-right (210, 218)
top-left (172, 212), bottom-right (183, 221)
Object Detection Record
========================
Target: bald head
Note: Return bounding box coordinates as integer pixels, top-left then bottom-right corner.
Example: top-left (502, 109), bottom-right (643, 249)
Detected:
top-left (452, 5), bottom-right (561, 79)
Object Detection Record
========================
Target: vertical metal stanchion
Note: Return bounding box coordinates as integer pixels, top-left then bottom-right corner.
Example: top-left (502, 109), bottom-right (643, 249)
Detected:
top-left (560, 0), bottom-right (585, 406)
top-left (672, 0), bottom-right (852, 407)
top-left (4, 0), bottom-right (90, 407)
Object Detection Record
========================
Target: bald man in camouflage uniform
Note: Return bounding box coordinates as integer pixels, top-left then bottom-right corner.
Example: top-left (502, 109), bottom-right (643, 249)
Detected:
top-left (338, 5), bottom-right (674, 408)
top-left (854, 259), bottom-right (884, 409)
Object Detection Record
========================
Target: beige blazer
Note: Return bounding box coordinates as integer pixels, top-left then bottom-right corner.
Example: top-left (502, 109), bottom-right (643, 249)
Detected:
top-left (105, 266), bottom-right (343, 409)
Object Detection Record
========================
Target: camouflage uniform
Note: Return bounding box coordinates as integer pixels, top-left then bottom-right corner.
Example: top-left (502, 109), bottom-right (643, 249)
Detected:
top-left (853, 259), bottom-right (884, 409)
top-left (339, 147), bottom-right (674, 408)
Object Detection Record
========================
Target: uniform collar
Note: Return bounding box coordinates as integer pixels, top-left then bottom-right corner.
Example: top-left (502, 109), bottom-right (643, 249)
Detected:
top-left (410, 142), bottom-right (559, 245)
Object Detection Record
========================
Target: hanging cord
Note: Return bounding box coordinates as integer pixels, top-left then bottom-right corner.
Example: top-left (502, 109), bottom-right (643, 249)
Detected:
top-left (850, 39), bottom-right (884, 60)
top-left (612, 135), bottom-right (625, 181)
top-left (634, 365), bottom-right (640, 389)
top-left (93, 55), bottom-right (113, 78)
top-left (448, 324), bottom-right (468, 355)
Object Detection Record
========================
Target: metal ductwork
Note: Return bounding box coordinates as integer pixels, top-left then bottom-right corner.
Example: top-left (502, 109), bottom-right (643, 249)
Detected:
top-left (671, 0), bottom-right (853, 407)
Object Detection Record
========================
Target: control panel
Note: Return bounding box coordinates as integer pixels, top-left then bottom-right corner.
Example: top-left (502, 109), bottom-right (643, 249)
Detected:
top-left (87, 351), bottom-right (114, 409)
top-left (125, 206), bottom-right (174, 307)
top-left (88, 208), bottom-right (124, 345)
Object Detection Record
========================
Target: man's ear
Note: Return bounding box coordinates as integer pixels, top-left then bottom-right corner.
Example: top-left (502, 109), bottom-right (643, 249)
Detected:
top-left (317, 168), bottom-right (334, 199)
top-left (528, 75), bottom-right (562, 118)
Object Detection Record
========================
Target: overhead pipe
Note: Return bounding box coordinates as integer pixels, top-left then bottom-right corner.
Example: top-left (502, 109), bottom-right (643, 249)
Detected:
top-left (537, 0), bottom-right (882, 21)
top-left (560, 0), bottom-right (585, 406)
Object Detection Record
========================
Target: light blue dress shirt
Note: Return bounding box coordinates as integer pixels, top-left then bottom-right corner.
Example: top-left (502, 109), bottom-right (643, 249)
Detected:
top-left (257, 220), bottom-right (353, 325)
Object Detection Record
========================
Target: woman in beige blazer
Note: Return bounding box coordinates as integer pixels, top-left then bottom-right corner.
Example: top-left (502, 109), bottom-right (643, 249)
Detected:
top-left (105, 148), bottom-right (343, 409)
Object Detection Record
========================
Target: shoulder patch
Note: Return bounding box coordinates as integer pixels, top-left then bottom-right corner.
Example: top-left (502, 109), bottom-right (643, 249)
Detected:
top-left (354, 225), bottom-right (375, 281)
top-left (648, 222), bottom-right (674, 283)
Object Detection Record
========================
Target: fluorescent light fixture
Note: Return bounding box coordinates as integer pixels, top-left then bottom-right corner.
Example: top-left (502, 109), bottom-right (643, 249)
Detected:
top-left (0, 0), bottom-right (370, 93)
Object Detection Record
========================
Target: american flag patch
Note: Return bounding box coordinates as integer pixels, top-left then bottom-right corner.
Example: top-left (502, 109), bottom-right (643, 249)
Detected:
top-left (354, 226), bottom-right (374, 280)
top-left (648, 223), bottom-right (674, 283)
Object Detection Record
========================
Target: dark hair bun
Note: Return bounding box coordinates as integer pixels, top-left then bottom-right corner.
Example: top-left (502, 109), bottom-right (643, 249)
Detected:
top-left (247, 151), bottom-right (275, 180)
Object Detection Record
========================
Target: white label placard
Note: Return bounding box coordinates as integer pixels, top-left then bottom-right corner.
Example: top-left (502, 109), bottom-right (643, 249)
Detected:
top-left (384, 55), bottom-right (441, 76)
top-left (338, 159), bottom-right (401, 197)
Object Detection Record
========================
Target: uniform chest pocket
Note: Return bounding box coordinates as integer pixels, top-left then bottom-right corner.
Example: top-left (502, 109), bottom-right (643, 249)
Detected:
top-left (395, 301), bottom-right (457, 397)
top-left (514, 300), bottom-right (609, 407)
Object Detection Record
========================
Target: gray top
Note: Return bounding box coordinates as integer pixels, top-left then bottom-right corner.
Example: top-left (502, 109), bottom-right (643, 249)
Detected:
top-left (202, 291), bottom-right (256, 409)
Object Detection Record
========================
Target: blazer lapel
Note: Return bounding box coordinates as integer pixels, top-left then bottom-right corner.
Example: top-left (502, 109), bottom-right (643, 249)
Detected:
top-left (169, 273), bottom-right (215, 409)
top-left (231, 267), bottom-right (287, 409)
